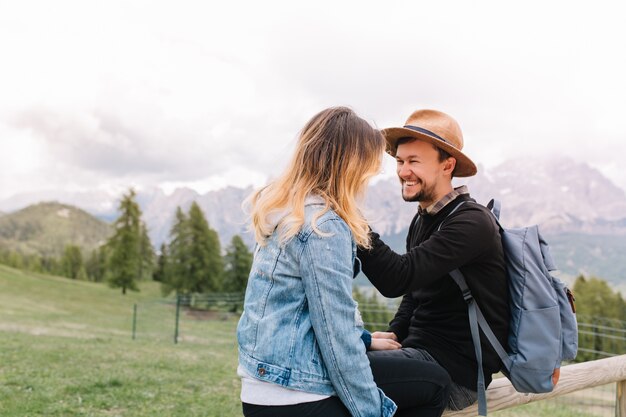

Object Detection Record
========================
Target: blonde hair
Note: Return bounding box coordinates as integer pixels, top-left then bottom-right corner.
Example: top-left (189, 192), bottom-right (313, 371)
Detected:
top-left (248, 107), bottom-right (384, 248)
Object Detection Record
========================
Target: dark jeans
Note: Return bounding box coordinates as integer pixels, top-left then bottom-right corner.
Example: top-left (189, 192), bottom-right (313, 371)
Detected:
top-left (368, 348), bottom-right (477, 411)
top-left (242, 352), bottom-right (451, 417)
top-left (242, 397), bottom-right (350, 417)
top-left (368, 352), bottom-right (451, 417)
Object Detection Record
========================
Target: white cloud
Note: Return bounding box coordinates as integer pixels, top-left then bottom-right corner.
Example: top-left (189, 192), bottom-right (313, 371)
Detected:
top-left (1, 0), bottom-right (625, 200)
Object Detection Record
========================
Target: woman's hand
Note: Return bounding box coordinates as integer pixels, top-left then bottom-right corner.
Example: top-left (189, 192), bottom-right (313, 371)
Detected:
top-left (369, 331), bottom-right (401, 351)
top-left (371, 331), bottom-right (398, 341)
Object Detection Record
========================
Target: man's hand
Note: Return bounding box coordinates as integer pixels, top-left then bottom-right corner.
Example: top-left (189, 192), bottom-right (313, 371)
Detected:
top-left (370, 337), bottom-right (402, 351)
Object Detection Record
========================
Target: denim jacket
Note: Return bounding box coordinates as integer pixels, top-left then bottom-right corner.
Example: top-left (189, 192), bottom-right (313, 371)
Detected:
top-left (237, 200), bottom-right (396, 417)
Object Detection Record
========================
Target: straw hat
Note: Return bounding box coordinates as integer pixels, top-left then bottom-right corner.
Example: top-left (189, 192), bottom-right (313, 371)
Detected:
top-left (382, 109), bottom-right (477, 177)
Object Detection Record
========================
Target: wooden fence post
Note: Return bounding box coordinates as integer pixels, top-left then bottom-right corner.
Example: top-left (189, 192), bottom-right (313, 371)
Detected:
top-left (617, 379), bottom-right (626, 417)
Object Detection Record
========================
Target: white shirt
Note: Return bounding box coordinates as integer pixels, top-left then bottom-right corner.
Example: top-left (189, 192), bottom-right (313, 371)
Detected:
top-left (237, 365), bottom-right (330, 405)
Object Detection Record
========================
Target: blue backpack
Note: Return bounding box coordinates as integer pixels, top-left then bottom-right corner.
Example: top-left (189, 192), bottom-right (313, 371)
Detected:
top-left (443, 199), bottom-right (578, 416)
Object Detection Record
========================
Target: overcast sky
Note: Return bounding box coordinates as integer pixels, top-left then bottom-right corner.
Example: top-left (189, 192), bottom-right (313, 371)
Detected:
top-left (1, 0), bottom-right (625, 201)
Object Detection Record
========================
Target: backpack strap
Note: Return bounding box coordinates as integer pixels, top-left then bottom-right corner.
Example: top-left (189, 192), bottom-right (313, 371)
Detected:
top-left (441, 199), bottom-right (512, 415)
top-left (449, 269), bottom-right (513, 413)
top-left (487, 198), bottom-right (508, 235)
top-left (449, 269), bottom-right (488, 416)
top-left (436, 200), bottom-right (467, 232)
top-left (487, 199), bottom-right (501, 220)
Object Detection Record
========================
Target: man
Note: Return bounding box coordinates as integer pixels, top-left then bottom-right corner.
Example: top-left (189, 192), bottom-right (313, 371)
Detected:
top-left (359, 109), bottom-right (509, 411)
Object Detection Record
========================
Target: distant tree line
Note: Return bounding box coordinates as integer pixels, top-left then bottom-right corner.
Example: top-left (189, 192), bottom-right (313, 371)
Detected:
top-left (573, 275), bottom-right (626, 361)
top-left (0, 244), bottom-right (97, 280)
top-left (0, 189), bottom-right (253, 298)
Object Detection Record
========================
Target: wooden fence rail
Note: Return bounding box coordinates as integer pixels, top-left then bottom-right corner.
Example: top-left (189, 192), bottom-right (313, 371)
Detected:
top-left (443, 354), bottom-right (626, 416)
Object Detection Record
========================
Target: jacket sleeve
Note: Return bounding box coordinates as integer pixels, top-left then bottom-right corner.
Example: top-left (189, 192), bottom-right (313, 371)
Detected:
top-left (361, 329), bottom-right (372, 349)
top-left (357, 207), bottom-right (495, 297)
top-left (300, 218), bottom-right (396, 417)
top-left (387, 294), bottom-right (416, 343)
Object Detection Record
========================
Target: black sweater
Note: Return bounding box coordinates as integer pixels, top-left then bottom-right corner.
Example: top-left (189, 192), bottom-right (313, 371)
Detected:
top-left (358, 194), bottom-right (509, 390)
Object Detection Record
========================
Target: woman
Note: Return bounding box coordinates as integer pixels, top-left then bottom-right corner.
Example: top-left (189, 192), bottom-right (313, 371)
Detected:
top-left (237, 107), bottom-right (450, 417)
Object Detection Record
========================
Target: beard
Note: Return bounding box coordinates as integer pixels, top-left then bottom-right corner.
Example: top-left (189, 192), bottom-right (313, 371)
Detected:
top-left (401, 180), bottom-right (437, 203)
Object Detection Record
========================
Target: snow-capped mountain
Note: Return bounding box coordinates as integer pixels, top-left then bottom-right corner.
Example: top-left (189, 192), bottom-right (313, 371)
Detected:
top-left (365, 156), bottom-right (626, 237)
top-left (3, 157), bottom-right (626, 244)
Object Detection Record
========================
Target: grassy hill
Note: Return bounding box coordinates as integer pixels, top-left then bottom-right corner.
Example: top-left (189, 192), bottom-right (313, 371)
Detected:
top-left (0, 202), bottom-right (112, 257)
top-left (0, 265), bottom-right (240, 417)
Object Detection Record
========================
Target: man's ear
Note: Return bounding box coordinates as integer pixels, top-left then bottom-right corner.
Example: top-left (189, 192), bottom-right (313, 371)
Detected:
top-left (443, 157), bottom-right (457, 177)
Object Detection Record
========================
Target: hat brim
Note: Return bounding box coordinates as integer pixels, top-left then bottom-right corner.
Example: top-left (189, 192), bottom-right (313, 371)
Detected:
top-left (381, 127), bottom-right (477, 177)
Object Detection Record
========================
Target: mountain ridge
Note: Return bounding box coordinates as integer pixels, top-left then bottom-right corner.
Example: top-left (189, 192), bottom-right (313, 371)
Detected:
top-left (0, 202), bottom-right (112, 257)
top-left (1, 157), bottom-right (625, 285)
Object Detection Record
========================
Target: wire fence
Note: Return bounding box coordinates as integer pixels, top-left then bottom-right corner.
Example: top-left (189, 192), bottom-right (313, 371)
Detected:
top-left (130, 293), bottom-right (626, 358)
top-left (131, 293), bottom-right (244, 343)
top-left (576, 315), bottom-right (626, 361)
top-left (130, 292), bottom-right (626, 416)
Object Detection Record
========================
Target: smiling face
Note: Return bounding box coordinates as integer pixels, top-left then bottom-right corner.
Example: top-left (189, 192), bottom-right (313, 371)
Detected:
top-left (395, 138), bottom-right (456, 207)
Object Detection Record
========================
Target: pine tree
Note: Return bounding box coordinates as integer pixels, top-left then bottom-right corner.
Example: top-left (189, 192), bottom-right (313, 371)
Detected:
top-left (61, 244), bottom-right (84, 279)
top-left (41, 255), bottom-right (61, 275)
top-left (186, 202), bottom-right (223, 293)
top-left (162, 207), bottom-right (190, 296)
top-left (161, 202), bottom-right (224, 296)
top-left (106, 189), bottom-right (153, 294)
top-left (86, 246), bottom-right (108, 282)
top-left (222, 235), bottom-right (252, 293)
top-left (76, 265), bottom-right (88, 281)
top-left (153, 243), bottom-right (168, 282)
top-left (138, 223), bottom-right (155, 280)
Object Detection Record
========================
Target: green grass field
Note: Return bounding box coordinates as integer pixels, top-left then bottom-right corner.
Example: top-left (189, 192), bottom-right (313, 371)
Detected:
top-left (0, 265), bottom-right (240, 417)
top-left (0, 264), bottom-right (615, 417)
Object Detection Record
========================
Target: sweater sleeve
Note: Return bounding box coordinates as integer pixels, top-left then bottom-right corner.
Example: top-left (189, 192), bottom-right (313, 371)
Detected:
top-left (361, 329), bottom-right (372, 349)
top-left (357, 207), bottom-right (496, 297)
top-left (387, 293), bottom-right (416, 343)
